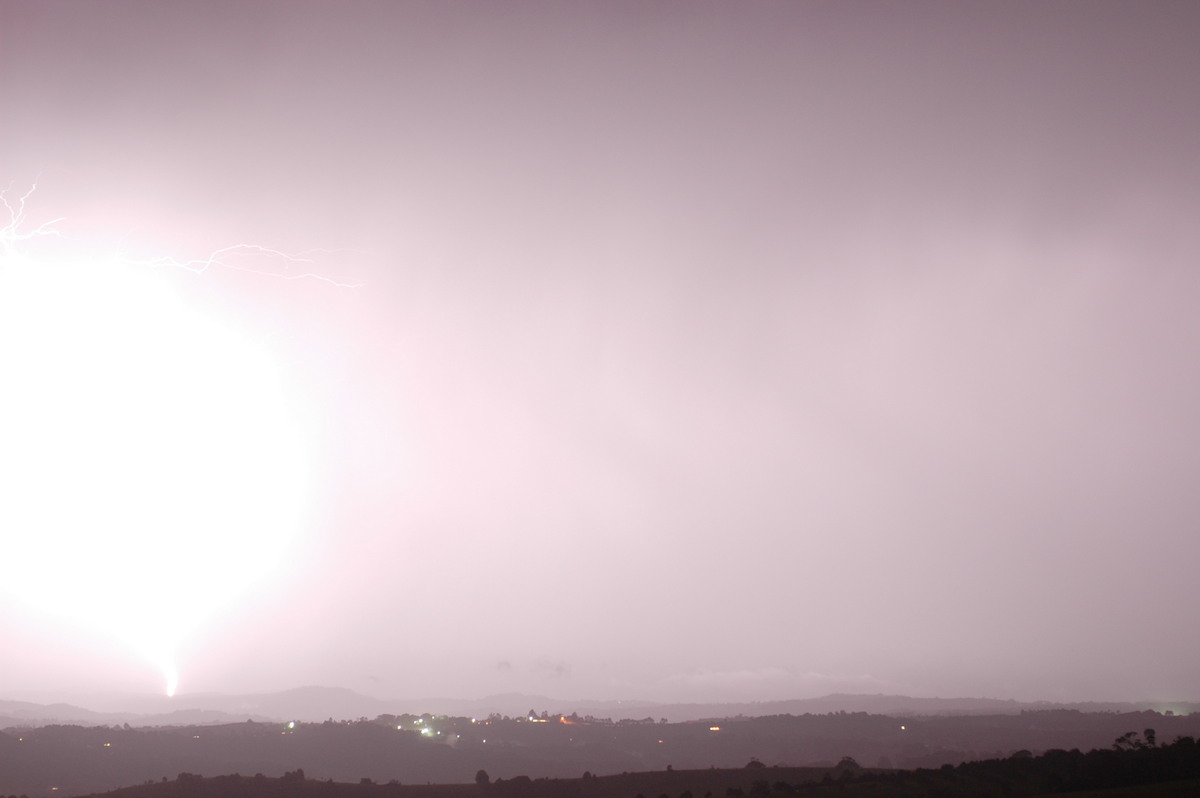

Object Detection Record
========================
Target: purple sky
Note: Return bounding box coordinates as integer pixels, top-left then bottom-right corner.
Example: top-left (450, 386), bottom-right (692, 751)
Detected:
top-left (1, 1), bottom-right (1198, 706)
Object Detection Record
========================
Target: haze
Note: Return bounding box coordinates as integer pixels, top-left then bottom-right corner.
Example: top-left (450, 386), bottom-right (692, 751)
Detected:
top-left (1, 1), bottom-right (1197, 708)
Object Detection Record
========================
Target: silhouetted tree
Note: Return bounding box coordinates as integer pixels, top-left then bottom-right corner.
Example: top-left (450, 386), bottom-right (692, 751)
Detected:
top-left (476, 769), bottom-right (491, 787)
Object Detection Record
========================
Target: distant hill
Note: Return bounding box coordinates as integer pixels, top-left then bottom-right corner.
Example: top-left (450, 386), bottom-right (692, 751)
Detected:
top-left (0, 696), bottom-right (274, 728)
top-left (3, 689), bottom-right (1196, 729)
top-left (642, 694), bottom-right (1197, 721)
top-left (0, 699), bottom-right (108, 726)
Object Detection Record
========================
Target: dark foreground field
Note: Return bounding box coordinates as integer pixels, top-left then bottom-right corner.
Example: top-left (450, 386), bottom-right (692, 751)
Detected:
top-left (74, 735), bottom-right (1200, 798)
top-left (9, 708), bottom-right (1200, 797)
top-left (6, 711), bottom-right (1200, 798)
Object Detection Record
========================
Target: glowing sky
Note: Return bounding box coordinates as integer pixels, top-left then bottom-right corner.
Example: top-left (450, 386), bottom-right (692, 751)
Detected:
top-left (1, 1), bottom-right (1198, 706)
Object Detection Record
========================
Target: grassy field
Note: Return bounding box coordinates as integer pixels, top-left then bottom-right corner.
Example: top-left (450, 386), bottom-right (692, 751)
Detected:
top-left (1034, 779), bottom-right (1200, 797)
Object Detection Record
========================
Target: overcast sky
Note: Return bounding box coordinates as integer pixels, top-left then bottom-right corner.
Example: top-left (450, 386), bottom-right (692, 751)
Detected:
top-left (2, 1), bottom-right (1198, 707)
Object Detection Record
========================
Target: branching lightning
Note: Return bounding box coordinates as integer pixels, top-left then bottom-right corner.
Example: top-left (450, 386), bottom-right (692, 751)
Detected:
top-left (127, 243), bottom-right (365, 287)
top-left (2, 181), bottom-right (363, 287)
top-left (1, 181), bottom-right (65, 253)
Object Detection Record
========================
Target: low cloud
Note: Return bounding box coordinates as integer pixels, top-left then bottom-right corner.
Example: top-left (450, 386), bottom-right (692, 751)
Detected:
top-left (658, 667), bottom-right (893, 701)
top-left (531, 659), bottom-right (571, 679)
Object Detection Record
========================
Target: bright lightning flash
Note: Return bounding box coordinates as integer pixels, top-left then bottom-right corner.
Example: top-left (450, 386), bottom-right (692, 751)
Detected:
top-left (0, 186), bottom-right (319, 696)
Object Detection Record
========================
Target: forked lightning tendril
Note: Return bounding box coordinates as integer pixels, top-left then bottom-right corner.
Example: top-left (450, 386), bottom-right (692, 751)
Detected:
top-left (1, 182), bottom-right (65, 252)
top-left (129, 243), bottom-right (363, 287)
top-left (2, 182), bottom-right (362, 287)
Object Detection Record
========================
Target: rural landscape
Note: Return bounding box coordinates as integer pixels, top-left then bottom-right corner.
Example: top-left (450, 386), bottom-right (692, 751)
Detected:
top-left (3, 692), bottom-right (1200, 797)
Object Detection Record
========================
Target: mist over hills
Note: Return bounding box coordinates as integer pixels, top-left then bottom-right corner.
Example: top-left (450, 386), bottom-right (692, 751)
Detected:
top-left (3, 688), bottom-right (1195, 729)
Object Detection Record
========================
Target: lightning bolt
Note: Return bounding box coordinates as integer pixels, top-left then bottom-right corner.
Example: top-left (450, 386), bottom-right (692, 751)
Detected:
top-left (1, 181), bottom-right (65, 253)
top-left (2, 181), bottom-right (346, 698)
top-left (124, 243), bottom-right (365, 287)
top-left (2, 181), bottom-right (363, 287)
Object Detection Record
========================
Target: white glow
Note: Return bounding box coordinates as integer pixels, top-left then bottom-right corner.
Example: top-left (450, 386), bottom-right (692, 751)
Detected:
top-left (0, 237), bottom-right (313, 694)
top-left (163, 662), bottom-right (180, 697)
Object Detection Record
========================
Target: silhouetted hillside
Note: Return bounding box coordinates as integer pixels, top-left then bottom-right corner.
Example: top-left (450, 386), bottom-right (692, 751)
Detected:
top-left (5, 708), bottom-right (1200, 796)
top-left (68, 734), bottom-right (1200, 798)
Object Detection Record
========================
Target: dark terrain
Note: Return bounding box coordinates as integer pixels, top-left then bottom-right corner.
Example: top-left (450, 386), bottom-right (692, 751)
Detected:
top-left (24, 733), bottom-right (1200, 798)
top-left (4, 705), bottom-right (1200, 797)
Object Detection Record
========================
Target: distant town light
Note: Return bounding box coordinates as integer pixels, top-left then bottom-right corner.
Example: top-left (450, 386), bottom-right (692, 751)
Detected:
top-left (709, 726), bottom-right (721, 732)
